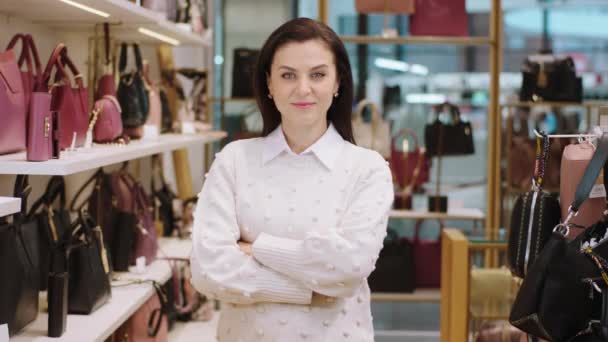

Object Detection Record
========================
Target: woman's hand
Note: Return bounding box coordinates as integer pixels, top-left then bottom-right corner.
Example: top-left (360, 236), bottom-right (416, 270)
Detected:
top-left (238, 241), bottom-right (253, 255)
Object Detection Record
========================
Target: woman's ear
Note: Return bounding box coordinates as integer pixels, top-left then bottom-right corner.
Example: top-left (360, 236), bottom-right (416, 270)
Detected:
top-left (266, 72), bottom-right (273, 95)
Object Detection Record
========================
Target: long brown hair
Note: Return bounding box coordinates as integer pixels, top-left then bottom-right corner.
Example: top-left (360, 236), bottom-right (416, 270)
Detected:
top-left (253, 17), bottom-right (355, 143)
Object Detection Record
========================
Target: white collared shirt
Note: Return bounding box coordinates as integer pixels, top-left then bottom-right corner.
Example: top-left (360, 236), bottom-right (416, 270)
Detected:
top-left (190, 123), bottom-right (394, 342)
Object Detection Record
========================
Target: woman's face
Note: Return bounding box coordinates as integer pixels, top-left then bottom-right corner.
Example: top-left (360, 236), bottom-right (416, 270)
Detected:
top-left (267, 39), bottom-right (340, 131)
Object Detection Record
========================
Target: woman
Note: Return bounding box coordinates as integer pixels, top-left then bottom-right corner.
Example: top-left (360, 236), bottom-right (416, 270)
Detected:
top-left (190, 17), bottom-right (394, 341)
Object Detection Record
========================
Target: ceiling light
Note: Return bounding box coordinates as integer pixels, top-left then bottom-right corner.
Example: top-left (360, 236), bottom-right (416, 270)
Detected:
top-left (406, 94), bottom-right (446, 104)
top-left (58, 0), bottom-right (110, 18)
top-left (375, 58), bottom-right (409, 72)
top-left (138, 28), bottom-right (180, 46)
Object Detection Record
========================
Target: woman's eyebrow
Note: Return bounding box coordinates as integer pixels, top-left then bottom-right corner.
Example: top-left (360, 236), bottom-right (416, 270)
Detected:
top-left (278, 64), bottom-right (329, 71)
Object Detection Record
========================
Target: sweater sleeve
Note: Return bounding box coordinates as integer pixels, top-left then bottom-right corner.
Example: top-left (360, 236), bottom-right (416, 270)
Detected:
top-left (190, 142), bottom-right (312, 305)
top-left (251, 153), bottom-right (394, 298)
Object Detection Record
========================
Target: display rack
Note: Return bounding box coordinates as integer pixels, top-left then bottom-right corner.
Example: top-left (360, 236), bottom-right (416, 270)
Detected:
top-left (339, 35), bottom-right (491, 46)
top-left (0, 132), bottom-right (226, 176)
top-left (0, 0), bottom-right (209, 46)
top-left (389, 208), bottom-right (485, 221)
top-left (371, 289), bottom-right (441, 303)
top-left (0, 196), bottom-right (21, 218)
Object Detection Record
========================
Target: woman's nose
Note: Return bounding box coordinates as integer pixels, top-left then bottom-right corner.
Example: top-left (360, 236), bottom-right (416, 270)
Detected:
top-left (295, 78), bottom-right (312, 96)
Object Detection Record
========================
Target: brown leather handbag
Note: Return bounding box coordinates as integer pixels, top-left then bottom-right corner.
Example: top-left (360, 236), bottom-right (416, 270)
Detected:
top-left (42, 44), bottom-right (90, 149)
top-left (112, 282), bottom-right (168, 342)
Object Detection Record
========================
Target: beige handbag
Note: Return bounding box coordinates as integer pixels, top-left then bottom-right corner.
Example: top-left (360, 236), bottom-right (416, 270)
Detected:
top-left (352, 99), bottom-right (391, 158)
top-left (470, 267), bottom-right (518, 319)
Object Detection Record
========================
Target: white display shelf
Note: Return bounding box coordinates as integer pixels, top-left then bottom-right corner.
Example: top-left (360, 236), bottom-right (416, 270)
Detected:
top-left (0, 132), bottom-right (226, 176)
top-left (12, 260), bottom-right (172, 342)
top-left (389, 208), bottom-right (485, 221)
top-left (0, 196), bottom-right (21, 217)
top-left (0, 0), bottom-right (209, 46)
top-left (158, 237), bottom-right (192, 260)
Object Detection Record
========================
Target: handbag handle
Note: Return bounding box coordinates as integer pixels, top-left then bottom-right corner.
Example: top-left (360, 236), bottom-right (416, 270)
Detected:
top-left (42, 44), bottom-right (84, 90)
top-left (118, 43), bottom-right (144, 73)
top-left (70, 169), bottom-right (105, 212)
top-left (561, 133), bottom-right (608, 231)
top-left (532, 131), bottom-right (550, 190)
top-left (29, 176), bottom-right (67, 216)
top-left (354, 99), bottom-right (382, 124)
top-left (103, 23), bottom-right (111, 66)
top-left (6, 34), bottom-right (34, 83)
top-left (13, 175), bottom-right (32, 225)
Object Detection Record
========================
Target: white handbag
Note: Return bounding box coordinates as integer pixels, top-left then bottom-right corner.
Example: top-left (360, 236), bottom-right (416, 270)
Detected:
top-left (352, 99), bottom-right (391, 158)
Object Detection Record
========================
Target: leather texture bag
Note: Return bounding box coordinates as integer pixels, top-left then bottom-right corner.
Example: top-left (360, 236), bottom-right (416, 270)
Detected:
top-left (390, 128), bottom-right (430, 196)
top-left (67, 209), bottom-right (112, 314)
top-left (475, 321), bottom-right (524, 342)
top-left (112, 282), bottom-right (169, 342)
top-left (368, 228), bottom-right (415, 293)
top-left (509, 134), bottom-right (608, 341)
top-left (412, 220), bottom-right (442, 288)
top-left (560, 141), bottom-right (605, 230)
top-left (507, 133), bottom-right (561, 279)
top-left (231, 48), bottom-right (259, 98)
top-left (0, 175), bottom-right (40, 336)
top-left (520, 55), bottom-right (582, 103)
top-left (0, 35), bottom-right (28, 155)
top-left (117, 43), bottom-right (149, 138)
top-left (424, 103), bottom-right (474, 157)
top-left (93, 95), bottom-right (123, 143)
top-left (352, 99), bottom-right (391, 159)
top-left (410, 0), bottom-right (468, 36)
top-left (355, 0), bottom-right (415, 13)
top-left (42, 44), bottom-right (90, 149)
top-left (152, 156), bottom-right (177, 237)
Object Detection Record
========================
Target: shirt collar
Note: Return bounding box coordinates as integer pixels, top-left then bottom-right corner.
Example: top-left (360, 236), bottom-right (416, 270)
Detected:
top-left (262, 123), bottom-right (344, 170)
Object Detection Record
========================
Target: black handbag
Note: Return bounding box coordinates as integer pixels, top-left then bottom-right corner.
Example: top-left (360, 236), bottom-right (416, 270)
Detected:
top-left (520, 55), bottom-right (583, 103)
top-left (67, 208), bottom-right (112, 314)
top-left (368, 228), bottom-right (415, 293)
top-left (507, 132), bottom-right (561, 279)
top-left (29, 176), bottom-right (72, 291)
top-left (424, 103), bottom-right (475, 157)
top-left (509, 134), bottom-right (608, 341)
top-left (152, 155), bottom-right (177, 237)
top-left (117, 43), bottom-right (149, 131)
top-left (231, 48), bottom-right (259, 98)
top-left (0, 175), bottom-right (40, 336)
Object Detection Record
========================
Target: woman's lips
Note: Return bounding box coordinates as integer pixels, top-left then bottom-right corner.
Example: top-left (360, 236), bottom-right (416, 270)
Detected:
top-left (292, 102), bottom-right (315, 109)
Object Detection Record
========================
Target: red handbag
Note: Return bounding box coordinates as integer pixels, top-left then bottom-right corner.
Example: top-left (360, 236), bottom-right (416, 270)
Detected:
top-left (409, 0), bottom-right (468, 36)
top-left (355, 0), bottom-right (415, 14)
top-left (96, 23), bottom-right (117, 100)
top-left (411, 220), bottom-right (442, 288)
top-left (390, 128), bottom-right (430, 193)
top-left (93, 95), bottom-right (123, 143)
top-left (0, 35), bottom-right (28, 155)
top-left (42, 44), bottom-right (89, 150)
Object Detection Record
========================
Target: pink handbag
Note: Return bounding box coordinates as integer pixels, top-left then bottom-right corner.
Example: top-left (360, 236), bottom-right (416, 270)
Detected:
top-left (0, 35), bottom-right (27, 155)
top-left (93, 95), bottom-right (123, 143)
top-left (409, 0), bottom-right (468, 36)
top-left (96, 23), bottom-right (117, 100)
top-left (42, 44), bottom-right (90, 150)
top-left (355, 0), bottom-right (415, 14)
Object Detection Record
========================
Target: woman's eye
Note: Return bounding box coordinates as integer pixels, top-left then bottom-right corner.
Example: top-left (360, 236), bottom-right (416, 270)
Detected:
top-left (281, 73), bottom-right (295, 80)
top-left (311, 72), bottom-right (325, 79)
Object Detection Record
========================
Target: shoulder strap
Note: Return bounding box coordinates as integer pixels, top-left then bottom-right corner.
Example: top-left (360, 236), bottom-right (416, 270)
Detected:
top-left (70, 169), bottom-right (104, 212)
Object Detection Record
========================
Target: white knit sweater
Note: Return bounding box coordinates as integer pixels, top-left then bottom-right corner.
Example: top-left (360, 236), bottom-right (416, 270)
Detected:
top-left (190, 124), bottom-right (394, 342)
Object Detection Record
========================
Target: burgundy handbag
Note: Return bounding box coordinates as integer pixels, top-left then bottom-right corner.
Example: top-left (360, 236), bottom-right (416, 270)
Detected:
top-left (42, 44), bottom-right (89, 150)
top-left (409, 0), bottom-right (468, 36)
top-left (390, 128), bottom-right (430, 193)
top-left (355, 0), bottom-right (415, 14)
top-left (0, 35), bottom-right (27, 155)
top-left (93, 95), bottom-right (123, 143)
top-left (96, 23), bottom-right (116, 100)
top-left (411, 220), bottom-right (442, 288)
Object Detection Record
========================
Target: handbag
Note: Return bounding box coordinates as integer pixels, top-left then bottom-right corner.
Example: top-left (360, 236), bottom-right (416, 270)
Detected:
top-left (509, 134), bottom-right (608, 341)
top-left (93, 95), bottom-right (123, 143)
top-left (520, 55), bottom-right (582, 103)
top-left (560, 141), bottom-right (605, 230)
top-left (42, 44), bottom-right (90, 149)
top-left (117, 43), bottom-right (149, 138)
top-left (355, 0), bottom-right (414, 14)
top-left (390, 128), bottom-right (430, 196)
top-left (0, 34), bottom-right (28, 155)
top-left (412, 220), bottom-right (442, 288)
top-left (67, 208), bottom-right (112, 314)
top-left (367, 228), bottom-right (415, 293)
top-left (0, 175), bottom-right (40, 336)
top-left (475, 321), bottom-right (524, 342)
top-left (231, 48), bottom-right (259, 98)
top-left (144, 61), bottom-right (162, 129)
top-left (470, 268), bottom-right (518, 320)
top-left (151, 156), bottom-right (178, 237)
top-left (352, 99), bottom-right (391, 159)
top-left (96, 23), bottom-right (117, 100)
top-left (424, 102), bottom-right (474, 157)
top-left (507, 133), bottom-right (561, 279)
top-left (112, 282), bottom-right (169, 342)
top-left (409, 0), bottom-right (468, 36)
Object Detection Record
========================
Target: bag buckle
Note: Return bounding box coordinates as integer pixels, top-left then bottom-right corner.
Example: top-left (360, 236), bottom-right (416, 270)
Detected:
top-left (553, 207), bottom-right (579, 237)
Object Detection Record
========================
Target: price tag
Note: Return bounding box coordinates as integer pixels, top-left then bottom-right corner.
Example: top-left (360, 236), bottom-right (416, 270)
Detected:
top-left (0, 324), bottom-right (8, 342)
top-left (590, 168), bottom-right (606, 198)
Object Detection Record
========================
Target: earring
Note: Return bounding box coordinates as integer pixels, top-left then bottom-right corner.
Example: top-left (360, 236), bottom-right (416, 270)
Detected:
top-left (268, 94), bottom-right (273, 99)
top-left (334, 92), bottom-right (339, 98)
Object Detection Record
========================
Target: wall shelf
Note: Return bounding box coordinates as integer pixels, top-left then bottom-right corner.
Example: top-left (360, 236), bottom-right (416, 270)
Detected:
top-left (371, 289), bottom-right (441, 303)
top-left (0, 132), bottom-right (227, 176)
top-left (501, 101), bottom-right (607, 108)
top-left (0, 196), bottom-right (21, 217)
top-left (340, 35), bottom-right (492, 46)
top-left (0, 0), bottom-right (209, 46)
top-left (389, 208), bottom-right (485, 221)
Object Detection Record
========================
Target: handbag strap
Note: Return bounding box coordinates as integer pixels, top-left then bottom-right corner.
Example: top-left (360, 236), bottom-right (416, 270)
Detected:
top-left (118, 43), bottom-right (143, 73)
top-left (70, 169), bottom-right (105, 212)
top-left (13, 175), bottom-right (31, 225)
top-left (532, 131), bottom-right (550, 190)
top-left (563, 133), bottom-right (608, 226)
top-left (103, 23), bottom-right (111, 66)
top-left (29, 176), bottom-right (67, 216)
top-left (6, 34), bottom-right (34, 82)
